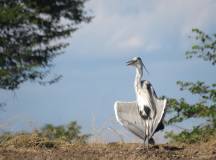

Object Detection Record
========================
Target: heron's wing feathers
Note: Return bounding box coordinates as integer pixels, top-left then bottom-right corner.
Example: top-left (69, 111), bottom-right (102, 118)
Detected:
top-left (150, 98), bottom-right (167, 137)
top-left (114, 101), bottom-right (147, 140)
top-left (146, 81), bottom-right (158, 98)
top-left (114, 99), bottom-right (167, 140)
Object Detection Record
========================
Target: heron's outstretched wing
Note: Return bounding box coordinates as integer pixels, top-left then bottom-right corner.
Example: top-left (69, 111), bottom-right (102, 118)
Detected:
top-left (114, 99), bottom-right (166, 140)
top-left (146, 82), bottom-right (167, 137)
top-left (149, 98), bottom-right (167, 137)
top-left (114, 101), bottom-right (147, 140)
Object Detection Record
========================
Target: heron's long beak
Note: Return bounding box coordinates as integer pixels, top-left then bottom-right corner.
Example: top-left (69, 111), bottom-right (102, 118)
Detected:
top-left (126, 60), bottom-right (135, 66)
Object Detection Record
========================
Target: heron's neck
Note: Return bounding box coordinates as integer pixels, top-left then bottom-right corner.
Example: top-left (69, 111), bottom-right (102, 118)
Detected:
top-left (134, 66), bottom-right (143, 92)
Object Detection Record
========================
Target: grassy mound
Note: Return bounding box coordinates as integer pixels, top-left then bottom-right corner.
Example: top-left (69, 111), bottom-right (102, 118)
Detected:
top-left (0, 132), bottom-right (70, 149)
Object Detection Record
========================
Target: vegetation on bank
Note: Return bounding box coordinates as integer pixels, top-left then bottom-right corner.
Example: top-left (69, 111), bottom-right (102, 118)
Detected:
top-left (0, 121), bottom-right (89, 149)
top-left (165, 29), bottom-right (216, 144)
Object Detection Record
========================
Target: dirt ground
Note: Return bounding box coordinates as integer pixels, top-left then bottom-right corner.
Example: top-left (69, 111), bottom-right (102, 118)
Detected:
top-left (0, 140), bottom-right (216, 160)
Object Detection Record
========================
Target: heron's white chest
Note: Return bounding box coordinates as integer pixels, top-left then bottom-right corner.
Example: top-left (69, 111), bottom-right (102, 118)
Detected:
top-left (135, 86), bottom-right (150, 111)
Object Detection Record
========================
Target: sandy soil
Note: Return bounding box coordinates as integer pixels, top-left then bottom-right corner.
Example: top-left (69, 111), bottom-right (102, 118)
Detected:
top-left (0, 140), bottom-right (216, 160)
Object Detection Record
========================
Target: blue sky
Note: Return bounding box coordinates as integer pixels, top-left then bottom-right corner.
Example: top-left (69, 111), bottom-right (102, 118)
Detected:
top-left (1, 0), bottom-right (216, 142)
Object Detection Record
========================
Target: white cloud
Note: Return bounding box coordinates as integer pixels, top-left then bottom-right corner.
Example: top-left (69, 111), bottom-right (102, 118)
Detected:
top-left (145, 43), bottom-right (161, 52)
top-left (67, 0), bottom-right (216, 56)
top-left (119, 36), bottom-right (144, 48)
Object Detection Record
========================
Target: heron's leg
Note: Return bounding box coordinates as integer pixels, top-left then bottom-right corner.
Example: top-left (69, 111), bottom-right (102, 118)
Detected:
top-left (147, 117), bottom-right (149, 149)
top-left (143, 119), bottom-right (146, 144)
top-left (136, 118), bottom-right (145, 150)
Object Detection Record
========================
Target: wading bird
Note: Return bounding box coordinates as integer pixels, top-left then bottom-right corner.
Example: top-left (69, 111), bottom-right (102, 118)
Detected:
top-left (114, 57), bottom-right (167, 145)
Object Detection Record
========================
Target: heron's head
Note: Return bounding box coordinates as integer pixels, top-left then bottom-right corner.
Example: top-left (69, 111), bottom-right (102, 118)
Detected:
top-left (126, 57), bottom-right (149, 73)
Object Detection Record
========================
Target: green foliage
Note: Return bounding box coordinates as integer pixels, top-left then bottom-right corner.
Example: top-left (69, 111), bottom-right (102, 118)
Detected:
top-left (166, 82), bottom-right (216, 126)
top-left (0, 0), bottom-right (91, 90)
top-left (166, 29), bottom-right (216, 143)
top-left (39, 121), bottom-right (90, 143)
top-left (186, 28), bottom-right (216, 65)
top-left (165, 126), bottom-right (216, 144)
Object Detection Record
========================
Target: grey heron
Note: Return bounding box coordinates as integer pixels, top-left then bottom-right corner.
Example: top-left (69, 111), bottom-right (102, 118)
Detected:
top-left (114, 57), bottom-right (167, 145)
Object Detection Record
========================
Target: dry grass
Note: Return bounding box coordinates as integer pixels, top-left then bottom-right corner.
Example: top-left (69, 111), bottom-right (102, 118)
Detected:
top-left (0, 132), bottom-right (72, 150)
top-left (0, 133), bottom-right (216, 160)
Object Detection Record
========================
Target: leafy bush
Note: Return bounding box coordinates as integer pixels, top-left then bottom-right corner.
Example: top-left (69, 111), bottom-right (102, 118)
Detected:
top-left (166, 29), bottom-right (216, 143)
top-left (39, 121), bottom-right (90, 144)
top-left (165, 126), bottom-right (216, 144)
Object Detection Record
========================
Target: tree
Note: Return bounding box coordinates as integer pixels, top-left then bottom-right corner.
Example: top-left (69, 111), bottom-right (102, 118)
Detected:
top-left (166, 29), bottom-right (216, 143)
top-left (0, 0), bottom-right (91, 90)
